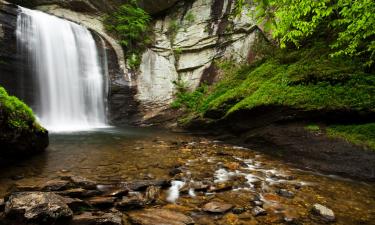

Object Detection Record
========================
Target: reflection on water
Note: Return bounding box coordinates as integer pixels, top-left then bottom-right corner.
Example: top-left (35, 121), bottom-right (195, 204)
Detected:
top-left (0, 126), bottom-right (374, 224)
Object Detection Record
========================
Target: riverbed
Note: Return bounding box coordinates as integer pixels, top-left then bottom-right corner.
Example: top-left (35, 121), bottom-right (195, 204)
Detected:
top-left (0, 127), bottom-right (374, 224)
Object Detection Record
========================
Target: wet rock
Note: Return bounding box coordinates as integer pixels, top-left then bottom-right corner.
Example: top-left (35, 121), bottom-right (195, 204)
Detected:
top-left (169, 167), bottom-right (183, 176)
top-left (232, 207), bottom-right (246, 214)
top-left (276, 189), bottom-right (295, 198)
top-left (224, 162), bottom-right (240, 170)
top-left (202, 201), bottom-right (234, 213)
top-left (61, 197), bottom-right (91, 212)
top-left (311, 204), bottom-right (335, 222)
top-left (107, 188), bottom-right (129, 198)
top-left (42, 179), bottom-right (71, 191)
top-left (116, 192), bottom-right (147, 209)
top-left (71, 212), bottom-right (122, 225)
top-left (252, 206), bottom-right (267, 217)
top-left (145, 186), bottom-right (160, 203)
top-left (61, 176), bottom-right (97, 190)
top-left (128, 209), bottom-right (194, 225)
top-left (125, 180), bottom-right (170, 191)
top-left (209, 182), bottom-right (233, 192)
top-left (14, 184), bottom-right (40, 192)
top-left (0, 199), bottom-right (4, 211)
top-left (5, 192), bottom-right (73, 222)
top-left (59, 188), bottom-right (102, 198)
top-left (87, 197), bottom-right (116, 208)
top-left (252, 200), bottom-right (263, 207)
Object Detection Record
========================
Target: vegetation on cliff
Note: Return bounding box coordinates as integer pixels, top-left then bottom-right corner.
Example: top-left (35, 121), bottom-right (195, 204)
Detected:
top-left (104, 0), bottom-right (151, 69)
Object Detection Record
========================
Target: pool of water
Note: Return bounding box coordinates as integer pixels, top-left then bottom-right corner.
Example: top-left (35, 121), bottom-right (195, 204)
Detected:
top-left (0, 126), bottom-right (374, 224)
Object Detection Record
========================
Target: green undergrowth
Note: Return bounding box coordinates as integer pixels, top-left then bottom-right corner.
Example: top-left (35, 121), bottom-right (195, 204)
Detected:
top-left (0, 87), bottom-right (44, 132)
top-left (327, 123), bottom-right (375, 151)
top-left (172, 43), bottom-right (375, 123)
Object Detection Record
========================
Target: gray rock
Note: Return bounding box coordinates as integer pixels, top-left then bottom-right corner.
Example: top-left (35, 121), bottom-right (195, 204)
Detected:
top-left (61, 176), bottom-right (97, 189)
top-left (125, 180), bottom-right (170, 191)
top-left (252, 206), bottom-right (267, 217)
top-left (276, 189), bottom-right (295, 198)
top-left (312, 204), bottom-right (335, 222)
top-left (4, 192), bottom-right (73, 222)
top-left (128, 209), bottom-right (194, 225)
top-left (71, 212), bottom-right (122, 225)
top-left (202, 201), bottom-right (234, 213)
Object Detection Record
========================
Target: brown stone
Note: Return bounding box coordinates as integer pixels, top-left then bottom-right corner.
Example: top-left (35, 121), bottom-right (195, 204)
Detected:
top-left (87, 197), bottom-right (116, 208)
top-left (202, 201), bottom-right (233, 213)
top-left (71, 212), bottom-right (122, 225)
top-left (116, 192), bottom-right (147, 209)
top-left (128, 209), bottom-right (194, 225)
top-left (42, 179), bottom-right (71, 191)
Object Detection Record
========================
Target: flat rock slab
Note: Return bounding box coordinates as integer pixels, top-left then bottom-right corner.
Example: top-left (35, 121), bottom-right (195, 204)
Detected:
top-left (5, 192), bottom-right (72, 222)
top-left (42, 179), bottom-right (71, 191)
top-left (71, 212), bottom-right (122, 225)
top-left (312, 204), bottom-right (335, 222)
top-left (128, 209), bottom-right (194, 225)
top-left (87, 197), bottom-right (116, 208)
top-left (202, 201), bottom-right (234, 213)
top-left (124, 180), bottom-right (170, 191)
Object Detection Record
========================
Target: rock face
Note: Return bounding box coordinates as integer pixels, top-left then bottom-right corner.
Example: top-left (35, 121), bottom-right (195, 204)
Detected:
top-left (4, 192), bottom-right (73, 222)
top-left (136, 0), bottom-right (262, 122)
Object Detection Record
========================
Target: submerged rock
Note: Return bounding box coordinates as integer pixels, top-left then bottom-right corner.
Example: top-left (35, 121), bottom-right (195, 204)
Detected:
top-left (61, 176), bottom-right (97, 189)
top-left (128, 209), bottom-right (194, 225)
top-left (42, 179), bottom-right (71, 191)
top-left (312, 204), bottom-right (335, 222)
top-left (71, 212), bottom-right (122, 225)
top-left (252, 206), bottom-right (267, 217)
top-left (4, 192), bottom-right (72, 222)
top-left (276, 189), bottom-right (295, 198)
top-left (202, 201), bottom-right (234, 213)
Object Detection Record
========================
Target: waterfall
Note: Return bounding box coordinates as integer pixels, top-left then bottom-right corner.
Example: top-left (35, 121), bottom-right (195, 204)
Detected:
top-left (16, 7), bottom-right (108, 132)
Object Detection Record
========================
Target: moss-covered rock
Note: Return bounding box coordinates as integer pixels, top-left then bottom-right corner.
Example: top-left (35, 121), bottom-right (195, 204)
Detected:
top-left (0, 87), bottom-right (48, 157)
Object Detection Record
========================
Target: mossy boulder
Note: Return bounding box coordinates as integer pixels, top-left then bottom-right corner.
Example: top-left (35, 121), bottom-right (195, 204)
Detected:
top-left (0, 87), bottom-right (48, 157)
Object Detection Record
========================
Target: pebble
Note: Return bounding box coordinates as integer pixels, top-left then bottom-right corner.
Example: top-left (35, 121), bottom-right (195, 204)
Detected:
top-left (312, 204), bottom-right (335, 222)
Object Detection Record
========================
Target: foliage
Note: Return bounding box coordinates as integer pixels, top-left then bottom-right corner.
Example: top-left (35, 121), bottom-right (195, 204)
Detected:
top-left (327, 123), bottom-right (375, 151)
top-left (185, 12), bottom-right (195, 24)
top-left (171, 80), bottom-right (207, 110)
top-left (0, 87), bottom-right (43, 131)
top-left (104, 0), bottom-right (151, 70)
top-left (250, 0), bottom-right (375, 67)
top-left (305, 124), bottom-right (320, 132)
top-left (172, 44), bottom-right (375, 120)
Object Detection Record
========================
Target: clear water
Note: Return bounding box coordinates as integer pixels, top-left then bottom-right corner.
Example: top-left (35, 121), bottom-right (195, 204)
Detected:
top-left (16, 7), bottom-right (108, 132)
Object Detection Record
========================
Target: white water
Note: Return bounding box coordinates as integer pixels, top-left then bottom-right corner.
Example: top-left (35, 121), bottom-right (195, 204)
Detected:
top-left (16, 7), bottom-right (108, 132)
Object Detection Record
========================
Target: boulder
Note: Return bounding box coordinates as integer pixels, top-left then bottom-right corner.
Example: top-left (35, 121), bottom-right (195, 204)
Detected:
top-left (4, 192), bottom-right (73, 222)
top-left (128, 209), bottom-right (194, 225)
top-left (311, 204), bottom-right (335, 222)
top-left (202, 201), bottom-right (233, 213)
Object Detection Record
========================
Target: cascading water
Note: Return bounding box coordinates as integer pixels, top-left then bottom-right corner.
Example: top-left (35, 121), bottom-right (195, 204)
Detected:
top-left (16, 7), bottom-right (108, 132)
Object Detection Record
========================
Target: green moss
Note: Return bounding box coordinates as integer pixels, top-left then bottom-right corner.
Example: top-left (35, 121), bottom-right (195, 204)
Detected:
top-left (0, 87), bottom-right (44, 132)
top-left (174, 44), bottom-right (375, 121)
top-left (327, 123), bottom-right (375, 151)
top-left (305, 124), bottom-right (320, 132)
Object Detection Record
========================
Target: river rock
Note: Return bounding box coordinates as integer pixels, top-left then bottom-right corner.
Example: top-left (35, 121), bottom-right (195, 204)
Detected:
top-left (71, 212), bottom-right (122, 225)
top-left (59, 188), bottom-right (102, 198)
top-left (202, 201), bottom-right (234, 213)
top-left (61, 197), bottom-right (91, 211)
top-left (0, 198), bottom-right (4, 211)
top-left (128, 209), bottom-right (194, 225)
top-left (125, 180), bottom-right (170, 191)
top-left (145, 186), bottom-right (160, 203)
top-left (116, 192), bottom-right (147, 209)
top-left (312, 204), bottom-right (335, 222)
top-left (42, 179), bottom-right (71, 191)
top-left (276, 189), bottom-right (295, 198)
top-left (87, 197), bottom-right (116, 208)
top-left (4, 192), bottom-right (73, 222)
top-left (62, 176), bottom-right (97, 189)
top-left (107, 188), bottom-right (130, 198)
top-left (252, 206), bottom-right (267, 217)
